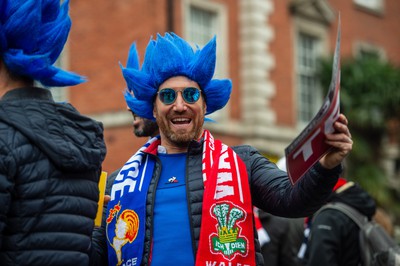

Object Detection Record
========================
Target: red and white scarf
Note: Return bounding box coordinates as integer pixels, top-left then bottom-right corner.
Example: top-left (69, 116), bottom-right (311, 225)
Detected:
top-left (196, 130), bottom-right (255, 265)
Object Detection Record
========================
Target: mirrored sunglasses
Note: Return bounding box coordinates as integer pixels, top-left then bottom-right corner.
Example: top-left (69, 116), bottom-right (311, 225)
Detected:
top-left (157, 87), bottom-right (201, 105)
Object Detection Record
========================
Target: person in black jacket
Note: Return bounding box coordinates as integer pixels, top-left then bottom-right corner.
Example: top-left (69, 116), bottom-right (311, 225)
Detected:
top-left (0, 1), bottom-right (106, 265)
top-left (258, 157), bottom-right (305, 266)
top-left (302, 178), bottom-right (376, 266)
top-left (258, 211), bottom-right (304, 266)
top-left (91, 32), bottom-right (353, 266)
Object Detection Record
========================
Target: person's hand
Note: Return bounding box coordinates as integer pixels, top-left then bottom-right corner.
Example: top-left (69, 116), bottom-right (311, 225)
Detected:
top-left (319, 114), bottom-right (353, 169)
top-left (104, 195), bottom-right (111, 205)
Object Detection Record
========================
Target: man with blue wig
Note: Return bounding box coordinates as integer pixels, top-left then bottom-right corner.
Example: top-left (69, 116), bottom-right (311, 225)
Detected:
top-left (92, 32), bottom-right (353, 266)
top-left (0, 1), bottom-right (106, 265)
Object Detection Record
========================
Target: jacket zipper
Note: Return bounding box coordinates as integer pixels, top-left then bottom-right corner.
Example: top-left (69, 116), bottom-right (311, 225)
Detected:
top-left (144, 152), bottom-right (161, 265)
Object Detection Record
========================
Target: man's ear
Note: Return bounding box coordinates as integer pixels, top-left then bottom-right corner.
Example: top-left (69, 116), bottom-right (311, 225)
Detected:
top-left (153, 104), bottom-right (157, 119)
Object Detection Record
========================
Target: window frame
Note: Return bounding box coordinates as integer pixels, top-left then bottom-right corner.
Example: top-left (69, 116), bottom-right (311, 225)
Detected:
top-left (353, 0), bottom-right (384, 14)
top-left (49, 53), bottom-right (69, 103)
top-left (182, 0), bottom-right (229, 122)
top-left (353, 41), bottom-right (387, 61)
top-left (293, 18), bottom-right (329, 129)
top-left (296, 32), bottom-right (323, 125)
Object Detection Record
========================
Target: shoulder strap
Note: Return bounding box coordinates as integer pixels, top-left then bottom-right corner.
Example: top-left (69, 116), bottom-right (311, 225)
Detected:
top-left (316, 202), bottom-right (369, 228)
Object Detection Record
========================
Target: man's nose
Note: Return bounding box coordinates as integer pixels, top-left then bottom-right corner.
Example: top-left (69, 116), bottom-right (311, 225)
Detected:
top-left (173, 92), bottom-right (187, 111)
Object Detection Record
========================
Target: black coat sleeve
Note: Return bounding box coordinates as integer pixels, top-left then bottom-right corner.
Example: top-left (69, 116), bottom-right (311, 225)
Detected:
top-left (234, 145), bottom-right (341, 217)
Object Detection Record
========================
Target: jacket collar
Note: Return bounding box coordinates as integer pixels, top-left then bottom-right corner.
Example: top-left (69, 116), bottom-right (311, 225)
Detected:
top-left (1, 87), bottom-right (54, 102)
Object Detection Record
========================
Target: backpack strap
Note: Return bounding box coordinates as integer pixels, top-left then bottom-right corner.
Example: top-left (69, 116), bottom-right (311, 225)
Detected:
top-left (315, 202), bottom-right (373, 265)
top-left (315, 202), bottom-right (369, 228)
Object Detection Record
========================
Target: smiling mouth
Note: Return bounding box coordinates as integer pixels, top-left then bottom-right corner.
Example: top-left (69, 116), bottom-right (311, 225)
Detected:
top-left (171, 118), bottom-right (191, 124)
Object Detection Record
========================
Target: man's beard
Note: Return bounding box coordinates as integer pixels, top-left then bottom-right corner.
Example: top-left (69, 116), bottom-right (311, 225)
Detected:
top-left (164, 128), bottom-right (202, 148)
top-left (134, 119), bottom-right (158, 137)
top-left (157, 115), bottom-right (204, 148)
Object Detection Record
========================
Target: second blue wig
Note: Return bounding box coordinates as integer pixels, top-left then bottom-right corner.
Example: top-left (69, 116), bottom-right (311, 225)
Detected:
top-left (0, 0), bottom-right (85, 87)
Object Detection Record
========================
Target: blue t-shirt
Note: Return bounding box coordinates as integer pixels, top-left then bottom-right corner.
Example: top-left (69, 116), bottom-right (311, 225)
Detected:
top-left (151, 153), bottom-right (195, 265)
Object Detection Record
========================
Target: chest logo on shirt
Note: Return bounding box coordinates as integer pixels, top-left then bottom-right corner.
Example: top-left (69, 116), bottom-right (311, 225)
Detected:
top-left (167, 176), bottom-right (179, 184)
top-left (106, 203), bottom-right (139, 265)
top-left (209, 202), bottom-right (248, 260)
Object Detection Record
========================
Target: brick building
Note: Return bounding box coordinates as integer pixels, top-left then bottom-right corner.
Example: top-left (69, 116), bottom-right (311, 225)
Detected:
top-left (60, 0), bottom-right (399, 177)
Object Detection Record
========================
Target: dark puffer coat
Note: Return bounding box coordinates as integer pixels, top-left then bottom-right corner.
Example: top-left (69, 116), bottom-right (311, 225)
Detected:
top-left (0, 87), bottom-right (106, 266)
top-left (91, 140), bottom-right (341, 266)
top-left (303, 182), bottom-right (376, 266)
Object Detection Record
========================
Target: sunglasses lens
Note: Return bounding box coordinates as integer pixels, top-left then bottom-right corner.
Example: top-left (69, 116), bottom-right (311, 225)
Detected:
top-left (159, 88), bottom-right (176, 104)
top-left (158, 87), bottom-right (201, 105)
top-left (182, 87), bottom-right (200, 103)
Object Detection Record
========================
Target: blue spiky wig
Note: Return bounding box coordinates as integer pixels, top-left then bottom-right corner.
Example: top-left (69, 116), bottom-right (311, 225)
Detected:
top-left (0, 0), bottom-right (85, 87)
top-left (122, 32), bottom-right (232, 120)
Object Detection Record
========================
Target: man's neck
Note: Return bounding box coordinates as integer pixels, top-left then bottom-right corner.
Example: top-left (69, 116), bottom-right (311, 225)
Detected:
top-left (160, 144), bottom-right (188, 154)
top-left (0, 64), bottom-right (33, 98)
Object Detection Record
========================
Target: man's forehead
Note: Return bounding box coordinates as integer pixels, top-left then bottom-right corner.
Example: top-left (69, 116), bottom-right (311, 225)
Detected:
top-left (159, 76), bottom-right (199, 89)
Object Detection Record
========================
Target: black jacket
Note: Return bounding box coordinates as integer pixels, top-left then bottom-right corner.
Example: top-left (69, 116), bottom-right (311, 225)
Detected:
top-left (259, 211), bottom-right (304, 266)
top-left (303, 182), bottom-right (376, 266)
top-left (0, 87), bottom-right (106, 266)
top-left (92, 138), bottom-right (342, 266)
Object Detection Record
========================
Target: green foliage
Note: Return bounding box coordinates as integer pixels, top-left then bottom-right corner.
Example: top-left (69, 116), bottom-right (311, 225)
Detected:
top-left (319, 57), bottom-right (400, 128)
top-left (318, 56), bottom-right (400, 218)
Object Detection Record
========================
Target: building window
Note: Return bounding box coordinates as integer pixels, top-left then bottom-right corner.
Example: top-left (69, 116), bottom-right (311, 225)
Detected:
top-left (354, 41), bottom-right (386, 61)
top-left (184, 1), bottom-right (226, 79)
top-left (188, 7), bottom-right (216, 46)
top-left (49, 56), bottom-right (69, 103)
top-left (50, 86), bottom-right (68, 103)
top-left (184, 0), bottom-right (228, 121)
top-left (354, 0), bottom-right (384, 13)
top-left (297, 33), bottom-right (323, 125)
top-left (33, 56), bottom-right (68, 102)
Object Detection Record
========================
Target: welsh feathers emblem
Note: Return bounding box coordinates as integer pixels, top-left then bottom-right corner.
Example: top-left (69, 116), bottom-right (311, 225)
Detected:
top-left (210, 202), bottom-right (248, 260)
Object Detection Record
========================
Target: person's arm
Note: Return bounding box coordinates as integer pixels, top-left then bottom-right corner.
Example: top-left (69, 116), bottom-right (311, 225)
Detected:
top-left (248, 148), bottom-right (341, 217)
top-left (90, 222), bottom-right (108, 266)
top-left (90, 168), bottom-right (119, 266)
top-left (249, 114), bottom-right (351, 217)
